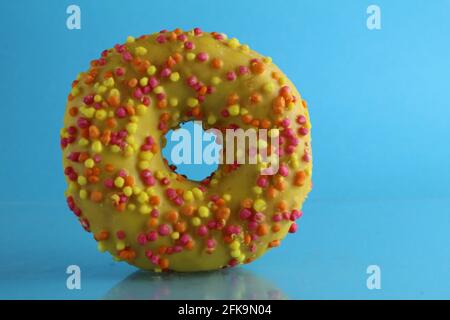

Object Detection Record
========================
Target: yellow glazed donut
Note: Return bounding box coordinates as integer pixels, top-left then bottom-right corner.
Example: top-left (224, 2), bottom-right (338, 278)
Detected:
top-left (61, 28), bottom-right (312, 272)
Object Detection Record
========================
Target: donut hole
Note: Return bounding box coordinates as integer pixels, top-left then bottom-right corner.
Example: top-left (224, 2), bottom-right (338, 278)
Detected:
top-left (161, 121), bottom-right (222, 182)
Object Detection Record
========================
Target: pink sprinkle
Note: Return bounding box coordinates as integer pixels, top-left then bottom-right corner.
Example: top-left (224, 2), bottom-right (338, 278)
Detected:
top-left (147, 231), bottom-right (158, 242)
top-left (116, 230), bottom-right (126, 239)
top-left (145, 250), bottom-right (153, 259)
top-left (298, 127), bottom-right (309, 136)
top-left (156, 34), bottom-right (166, 43)
top-left (149, 76), bottom-right (159, 88)
top-left (194, 27), bottom-right (203, 36)
top-left (115, 107), bottom-right (127, 118)
top-left (302, 153), bottom-right (311, 162)
top-left (256, 176), bottom-right (268, 188)
top-left (187, 75), bottom-right (198, 87)
top-left (272, 213), bottom-right (282, 222)
top-left (133, 88), bottom-right (143, 99)
top-left (196, 52), bottom-right (209, 62)
top-left (226, 71), bottom-right (237, 81)
top-left (239, 208), bottom-right (252, 220)
top-left (279, 165), bottom-right (289, 177)
top-left (281, 118), bottom-right (291, 128)
top-left (103, 178), bottom-right (113, 188)
top-left (179, 234), bottom-right (191, 245)
top-left (137, 233), bottom-right (147, 245)
top-left (83, 95), bottom-right (94, 105)
top-left (238, 66), bottom-right (249, 75)
top-left (197, 225), bottom-right (208, 237)
top-left (289, 223), bottom-right (298, 233)
top-left (151, 208), bottom-right (159, 218)
top-left (206, 238), bottom-right (216, 248)
top-left (160, 67), bottom-right (171, 77)
top-left (177, 34), bottom-right (187, 42)
top-left (296, 115), bottom-right (306, 124)
top-left (158, 224), bottom-right (171, 236)
top-left (122, 51), bottom-right (132, 62)
top-left (115, 67), bottom-right (125, 76)
top-left (184, 41), bottom-right (194, 50)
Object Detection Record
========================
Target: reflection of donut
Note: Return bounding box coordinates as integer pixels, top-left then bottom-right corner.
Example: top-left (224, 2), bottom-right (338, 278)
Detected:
top-left (61, 28), bottom-right (312, 272)
top-left (104, 269), bottom-right (287, 300)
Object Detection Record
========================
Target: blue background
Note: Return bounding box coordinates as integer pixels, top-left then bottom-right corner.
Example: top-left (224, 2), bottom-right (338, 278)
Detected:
top-left (1, 0), bottom-right (449, 299)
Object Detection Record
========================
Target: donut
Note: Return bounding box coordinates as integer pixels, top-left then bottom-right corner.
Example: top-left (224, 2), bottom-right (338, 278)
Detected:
top-left (61, 28), bottom-right (312, 272)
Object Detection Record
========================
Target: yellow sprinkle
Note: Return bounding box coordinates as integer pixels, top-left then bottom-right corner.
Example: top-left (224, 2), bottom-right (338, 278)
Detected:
top-left (126, 36), bottom-right (135, 43)
top-left (79, 189), bottom-right (87, 199)
top-left (263, 56), bottom-right (272, 64)
top-left (155, 170), bottom-right (165, 180)
top-left (228, 38), bottom-right (240, 49)
top-left (170, 72), bottom-right (180, 82)
top-left (183, 190), bottom-right (194, 202)
top-left (139, 77), bottom-right (148, 87)
top-left (223, 194), bottom-right (231, 202)
top-left (192, 188), bottom-right (203, 200)
top-left (191, 217), bottom-right (201, 226)
top-left (211, 76), bottom-right (222, 85)
top-left (84, 158), bottom-right (94, 168)
top-left (198, 206), bottom-right (210, 218)
top-left (186, 52), bottom-right (196, 61)
top-left (94, 94), bottom-right (102, 102)
top-left (116, 241), bottom-right (125, 251)
top-left (169, 97), bottom-right (179, 107)
top-left (136, 104), bottom-right (147, 116)
top-left (138, 160), bottom-right (150, 170)
top-left (253, 199), bottom-right (267, 212)
top-left (146, 65), bottom-right (156, 75)
top-left (95, 109), bottom-right (107, 120)
top-left (153, 86), bottom-right (164, 94)
top-left (123, 186), bottom-right (133, 197)
top-left (253, 186), bottom-right (262, 195)
top-left (126, 123), bottom-right (138, 134)
top-left (207, 114), bottom-right (217, 125)
top-left (91, 140), bottom-right (103, 153)
top-left (114, 177), bottom-right (125, 188)
top-left (139, 151), bottom-right (154, 161)
top-left (171, 232), bottom-right (180, 240)
top-left (128, 203), bottom-right (136, 211)
top-left (77, 176), bottom-right (87, 186)
top-left (187, 97), bottom-right (199, 108)
top-left (135, 46), bottom-right (147, 56)
top-left (97, 242), bottom-right (106, 252)
top-left (230, 250), bottom-right (241, 258)
top-left (139, 204), bottom-right (151, 215)
top-left (137, 192), bottom-right (149, 204)
top-left (71, 87), bottom-right (80, 96)
top-left (263, 82), bottom-right (275, 93)
top-left (228, 104), bottom-right (240, 116)
top-left (230, 241), bottom-right (240, 250)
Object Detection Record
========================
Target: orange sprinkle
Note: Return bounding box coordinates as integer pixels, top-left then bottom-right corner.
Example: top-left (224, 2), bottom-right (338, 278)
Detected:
top-left (69, 107), bottom-right (78, 117)
top-left (150, 195), bottom-right (160, 206)
top-left (174, 221), bottom-right (187, 233)
top-left (159, 257), bottom-right (169, 269)
top-left (272, 224), bottom-right (281, 233)
top-left (250, 60), bottom-right (265, 74)
top-left (104, 163), bottom-right (114, 172)
top-left (107, 95), bottom-right (120, 108)
top-left (166, 210), bottom-right (179, 223)
top-left (94, 230), bottom-right (109, 241)
top-left (128, 78), bottom-right (138, 88)
top-left (147, 217), bottom-right (159, 228)
top-left (106, 118), bottom-right (117, 129)
top-left (88, 125), bottom-right (100, 139)
top-left (257, 223), bottom-right (269, 236)
top-left (181, 205), bottom-right (194, 216)
top-left (211, 58), bottom-right (223, 69)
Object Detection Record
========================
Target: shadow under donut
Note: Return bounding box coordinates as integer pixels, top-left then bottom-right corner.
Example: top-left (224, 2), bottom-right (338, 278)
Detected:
top-left (103, 267), bottom-right (288, 300)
